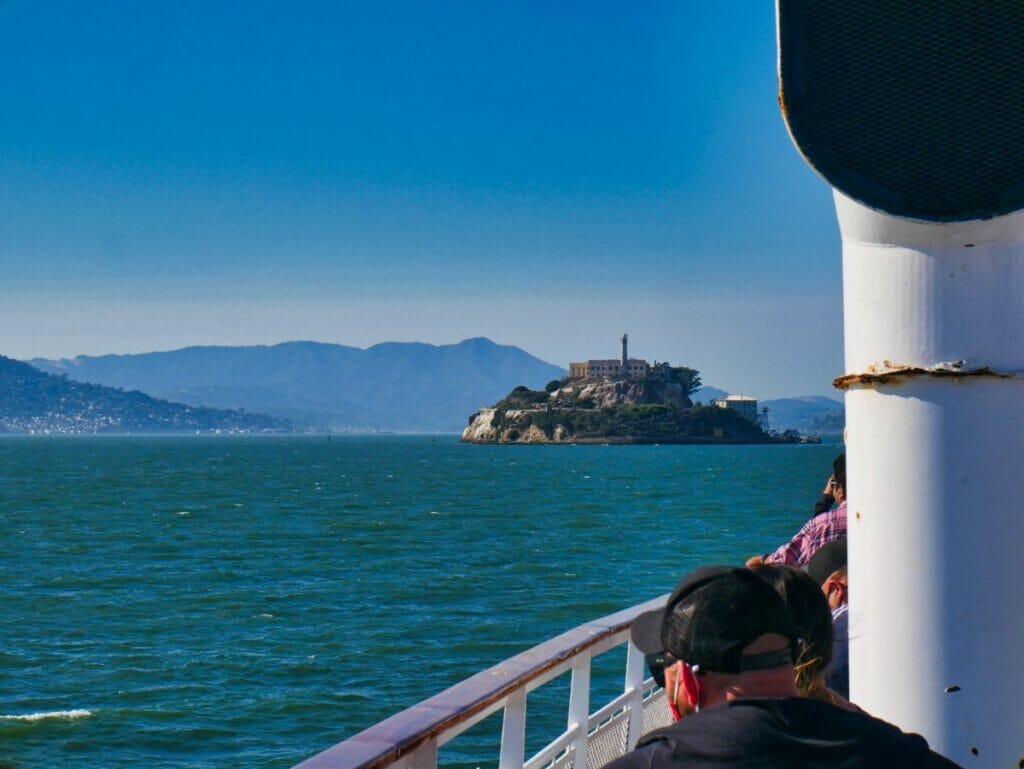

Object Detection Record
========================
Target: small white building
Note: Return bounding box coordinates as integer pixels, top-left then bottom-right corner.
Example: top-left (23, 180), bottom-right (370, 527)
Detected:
top-left (712, 394), bottom-right (759, 422)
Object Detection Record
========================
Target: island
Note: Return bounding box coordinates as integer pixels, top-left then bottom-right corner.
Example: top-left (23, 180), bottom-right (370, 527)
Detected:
top-left (462, 335), bottom-right (815, 445)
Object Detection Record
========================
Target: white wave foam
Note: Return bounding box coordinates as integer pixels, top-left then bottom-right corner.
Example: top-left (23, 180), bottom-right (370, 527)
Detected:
top-left (1, 709), bottom-right (93, 722)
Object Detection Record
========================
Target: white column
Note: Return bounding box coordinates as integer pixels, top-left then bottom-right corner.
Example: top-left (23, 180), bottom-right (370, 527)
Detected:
top-left (837, 190), bottom-right (1024, 766)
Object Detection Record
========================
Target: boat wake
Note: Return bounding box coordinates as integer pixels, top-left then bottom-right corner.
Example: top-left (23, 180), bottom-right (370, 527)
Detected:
top-left (0, 709), bottom-right (93, 722)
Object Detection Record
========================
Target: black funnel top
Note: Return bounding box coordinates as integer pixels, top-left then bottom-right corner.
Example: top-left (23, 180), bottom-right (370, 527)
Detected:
top-left (779, 0), bottom-right (1024, 222)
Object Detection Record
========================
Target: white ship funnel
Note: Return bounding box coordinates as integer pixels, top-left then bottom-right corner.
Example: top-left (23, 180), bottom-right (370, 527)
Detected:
top-left (778, 1), bottom-right (1024, 765)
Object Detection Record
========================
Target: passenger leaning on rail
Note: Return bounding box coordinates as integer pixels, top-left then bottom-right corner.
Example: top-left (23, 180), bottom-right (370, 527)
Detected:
top-left (747, 455), bottom-right (847, 568)
top-left (615, 566), bottom-right (961, 769)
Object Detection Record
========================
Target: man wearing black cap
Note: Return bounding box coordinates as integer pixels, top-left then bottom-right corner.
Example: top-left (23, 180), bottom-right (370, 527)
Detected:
top-left (612, 566), bottom-right (960, 769)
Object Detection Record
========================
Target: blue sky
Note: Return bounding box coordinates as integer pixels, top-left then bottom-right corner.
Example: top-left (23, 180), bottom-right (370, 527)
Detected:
top-left (0, 2), bottom-right (843, 399)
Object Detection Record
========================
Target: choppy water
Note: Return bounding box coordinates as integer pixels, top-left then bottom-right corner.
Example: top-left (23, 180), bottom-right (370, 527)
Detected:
top-left (0, 436), bottom-right (840, 768)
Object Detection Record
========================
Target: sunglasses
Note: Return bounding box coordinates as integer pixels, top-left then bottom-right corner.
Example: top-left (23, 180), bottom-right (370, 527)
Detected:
top-left (645, 652), bottom-right (678, 688)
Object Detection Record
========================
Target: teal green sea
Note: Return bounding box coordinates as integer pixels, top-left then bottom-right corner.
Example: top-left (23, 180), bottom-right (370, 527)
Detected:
top-left (0, 436), bottom-right (840, 769)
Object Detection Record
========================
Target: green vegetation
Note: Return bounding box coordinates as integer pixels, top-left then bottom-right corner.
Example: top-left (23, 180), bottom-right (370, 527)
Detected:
top-left (668, 366), bottom-right (702, 397)
top-left (495, 386), bottom-right (551, 409)
top-left (516, 402), bottom-right (771, 443)
top-left (466, 371), bottom-right (800, 444)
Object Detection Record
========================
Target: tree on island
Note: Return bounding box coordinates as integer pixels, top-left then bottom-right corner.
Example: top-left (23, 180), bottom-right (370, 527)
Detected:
top-left (669, 366), bottom-right (702, 397)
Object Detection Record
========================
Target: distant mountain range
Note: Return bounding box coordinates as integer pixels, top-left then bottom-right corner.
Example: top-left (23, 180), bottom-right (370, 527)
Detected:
top-left (28, 338), bottom-right (566, 433)
top-left (0, 356), bottom-right (288, 434)
top-left (21, 340), bottom-right (843, 435)
top-left (759, 395), bottom-right (845, 436)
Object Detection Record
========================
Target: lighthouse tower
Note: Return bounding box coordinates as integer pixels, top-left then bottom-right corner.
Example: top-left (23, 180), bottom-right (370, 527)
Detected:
top-left (620, 334), bottom-right (628, 374)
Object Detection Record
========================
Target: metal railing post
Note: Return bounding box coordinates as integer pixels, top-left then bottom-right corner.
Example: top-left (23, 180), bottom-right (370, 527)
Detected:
top-left (499, 688), bottom-right (527, 769)
top-left (623, 641), bottom-right (645, 750)
top-left (567, 653), bottom-right (591, 769)
top-left (399, 739), bottom-right (438, 769)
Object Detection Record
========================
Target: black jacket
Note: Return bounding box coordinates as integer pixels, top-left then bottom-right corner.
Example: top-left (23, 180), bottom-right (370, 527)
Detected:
top-left (604, 698), bottom-right (962, 769)
top-left (813, 493), bottom-right (835, 516)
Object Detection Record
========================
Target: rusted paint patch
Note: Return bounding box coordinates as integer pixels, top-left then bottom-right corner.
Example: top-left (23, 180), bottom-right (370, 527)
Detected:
top-left (834, 365), bottom-right (1024, 390)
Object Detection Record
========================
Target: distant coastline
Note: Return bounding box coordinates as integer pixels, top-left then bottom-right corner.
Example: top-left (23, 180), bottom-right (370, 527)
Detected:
top-left (8, 337), bottom-right (843, 436)
top-left (0, 355), bottom-right (289, 435)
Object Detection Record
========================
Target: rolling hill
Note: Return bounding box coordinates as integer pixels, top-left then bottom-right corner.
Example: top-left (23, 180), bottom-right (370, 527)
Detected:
top-left (29, 338), bottom-right (566, 433)
top-left (0, 356), bottom-right (288, 434)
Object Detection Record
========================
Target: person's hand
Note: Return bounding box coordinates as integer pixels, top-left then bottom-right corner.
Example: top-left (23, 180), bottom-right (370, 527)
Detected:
top-left (822, 474), bottom-right (837, 495)
top-left (746, 555), bottom-right (765, 569)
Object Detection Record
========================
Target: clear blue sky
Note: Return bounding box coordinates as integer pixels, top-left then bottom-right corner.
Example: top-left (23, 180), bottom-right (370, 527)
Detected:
top-left (0, 1), bottom-right (843, 399)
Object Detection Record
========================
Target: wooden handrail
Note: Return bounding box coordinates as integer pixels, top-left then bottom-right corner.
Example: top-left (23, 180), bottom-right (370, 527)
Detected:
top-left (293, 594), bottom-right (668, 769)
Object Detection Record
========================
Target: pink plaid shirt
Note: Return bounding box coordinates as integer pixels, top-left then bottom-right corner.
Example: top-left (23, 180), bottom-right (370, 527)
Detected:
top-left (765, 501), bottom-right (847, 566)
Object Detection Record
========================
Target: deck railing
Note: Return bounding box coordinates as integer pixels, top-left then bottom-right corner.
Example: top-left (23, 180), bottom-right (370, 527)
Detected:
top-left (293, 595), bottom-right (671, 769)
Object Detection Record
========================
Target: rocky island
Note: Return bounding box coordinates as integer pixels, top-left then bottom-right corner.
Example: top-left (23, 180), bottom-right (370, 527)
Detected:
top-left (463, 336), bottom-right (811, 445)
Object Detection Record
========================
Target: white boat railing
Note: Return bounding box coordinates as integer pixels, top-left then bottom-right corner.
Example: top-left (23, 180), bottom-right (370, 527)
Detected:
top-left (293, 595), bottom-right (672, 769)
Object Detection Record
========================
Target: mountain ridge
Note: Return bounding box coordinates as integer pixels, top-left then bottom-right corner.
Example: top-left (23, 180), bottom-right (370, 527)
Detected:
top-left (28, 338), bottom-right (566, 433)
top-left (26, 339), bottom-right (844, 434)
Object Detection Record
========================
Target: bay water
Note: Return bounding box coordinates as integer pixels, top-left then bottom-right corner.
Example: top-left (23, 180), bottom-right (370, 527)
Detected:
top-left (1, 436), bottom-right (841, 768)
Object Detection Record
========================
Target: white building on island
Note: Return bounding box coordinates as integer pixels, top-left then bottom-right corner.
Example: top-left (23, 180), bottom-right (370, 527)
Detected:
top-left (711, 394), bottom-right (759, 421)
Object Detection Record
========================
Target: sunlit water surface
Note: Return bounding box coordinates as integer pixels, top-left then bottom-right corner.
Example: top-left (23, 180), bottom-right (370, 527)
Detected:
top-left (0, 435), bottom-right (840, 769)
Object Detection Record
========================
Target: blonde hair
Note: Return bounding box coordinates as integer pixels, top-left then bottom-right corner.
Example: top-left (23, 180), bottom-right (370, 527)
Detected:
top-left (751, 564), bottom-right (834, 699)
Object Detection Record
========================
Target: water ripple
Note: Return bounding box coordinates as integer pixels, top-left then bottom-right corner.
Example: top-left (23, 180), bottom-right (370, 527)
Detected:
top-left (1, 435), bottom-right (837, 768)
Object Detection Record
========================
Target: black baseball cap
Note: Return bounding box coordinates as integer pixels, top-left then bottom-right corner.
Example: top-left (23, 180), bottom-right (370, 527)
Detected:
top-left (631, 566), bottom-right (797, 674)
top-left (807, 538), bottom-right (848, 586)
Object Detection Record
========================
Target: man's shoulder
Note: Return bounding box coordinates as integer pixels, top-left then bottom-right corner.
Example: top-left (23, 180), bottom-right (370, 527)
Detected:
top-left (794, 505), bottom-right (845, 539)
top-left (813, 501), bottom-right (846, 528)
top-left (613, 698), bottom-right (961, 769)
top-left (602, 741), bottom-right (664, 769)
